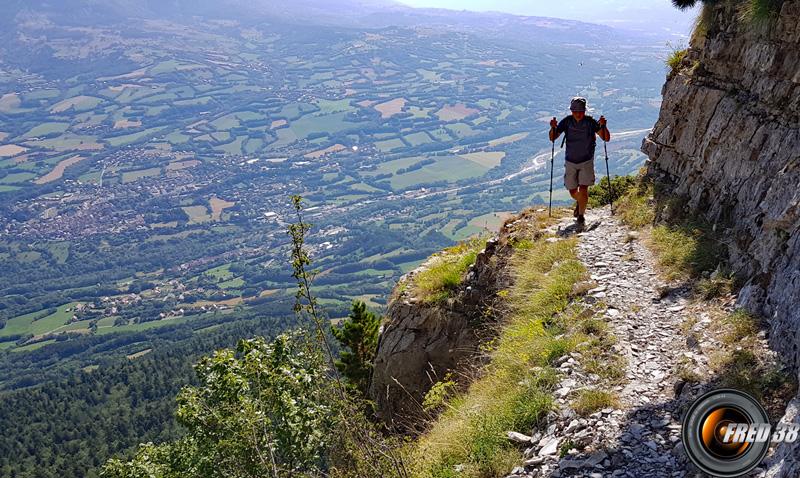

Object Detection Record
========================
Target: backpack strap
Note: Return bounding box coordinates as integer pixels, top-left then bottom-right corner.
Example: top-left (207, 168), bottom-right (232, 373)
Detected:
top-left (560, 116), bottom-right (571, 149)
top-left (585, 115), bottom-right (598, 142)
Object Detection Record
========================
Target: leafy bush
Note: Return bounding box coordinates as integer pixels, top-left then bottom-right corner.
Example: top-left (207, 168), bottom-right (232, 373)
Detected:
top-left (588, 174), bottom-right (638, 209)
top-left (423, 374), bottom-right (458, 413)
top-left (102, 331), bottom-right (334, 478)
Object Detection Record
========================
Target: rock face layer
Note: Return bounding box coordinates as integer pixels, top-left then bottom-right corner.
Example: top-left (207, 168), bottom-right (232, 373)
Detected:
top-left (642, 3), bottom-right (800, 475)
top-left (643, 3), bottom-right (799, 366)
top-left (370, 212), bottom-right (540, 430)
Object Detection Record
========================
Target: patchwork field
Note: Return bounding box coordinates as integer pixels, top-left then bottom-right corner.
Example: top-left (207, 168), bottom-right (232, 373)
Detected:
top-left (374, 98), bottom-right (407, 118)
top-left (0, 13), bottom-right (662, 365)
top-left (0, 145), bottom-right (27, 157)
top-left (34, 155), bottom-right (86, 184)
top-left (305, 144), bottom-right (346, 159)
top-left (436, 103), bottom-right (479, 121)
top-left (50, 96), bottom-right (103, 113)
top-left (458, 151), bottom-right (505, 167)
top-left (209, 196), bottom-right (235, 220)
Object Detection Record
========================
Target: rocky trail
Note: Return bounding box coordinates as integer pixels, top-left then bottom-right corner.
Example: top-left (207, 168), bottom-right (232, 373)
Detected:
top-left (504, 207), bottom-right (773, 478)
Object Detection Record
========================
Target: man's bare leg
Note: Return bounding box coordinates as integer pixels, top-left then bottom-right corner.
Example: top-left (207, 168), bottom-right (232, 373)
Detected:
top-left (578, 185), bottom-right (589, 216)
top-left (569, 188), bottom-right (580, 216)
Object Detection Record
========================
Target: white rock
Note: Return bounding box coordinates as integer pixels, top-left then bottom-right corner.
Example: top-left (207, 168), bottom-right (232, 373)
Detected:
top-left (538, 437), bottom-right (559, 456)
top-left (507, 431), bottom-right (532, 444)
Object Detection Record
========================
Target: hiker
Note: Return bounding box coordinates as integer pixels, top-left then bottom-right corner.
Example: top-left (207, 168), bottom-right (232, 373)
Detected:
top-left (549, 97), bottom-right (611, 225)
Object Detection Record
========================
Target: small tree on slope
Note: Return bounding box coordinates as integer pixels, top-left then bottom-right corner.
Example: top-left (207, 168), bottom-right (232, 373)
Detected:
top-left (332, 300), bottom-right (380, 398)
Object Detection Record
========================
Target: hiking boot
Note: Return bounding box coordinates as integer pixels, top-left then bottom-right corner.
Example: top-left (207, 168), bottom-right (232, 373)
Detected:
top-left (573, 203), bottom-right (579, 217)
top-left (576, 214), bottom-right (586, 226)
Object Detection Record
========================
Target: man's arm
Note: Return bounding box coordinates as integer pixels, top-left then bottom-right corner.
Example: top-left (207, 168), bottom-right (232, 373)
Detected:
top-left (549, 117), bottom-right (562, 142)
top-left (596, 115), bottom-right (611, 142)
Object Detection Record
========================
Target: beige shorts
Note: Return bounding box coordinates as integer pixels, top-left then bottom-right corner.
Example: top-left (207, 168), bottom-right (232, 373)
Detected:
top-left (564, 160), bottom-right (595, 190)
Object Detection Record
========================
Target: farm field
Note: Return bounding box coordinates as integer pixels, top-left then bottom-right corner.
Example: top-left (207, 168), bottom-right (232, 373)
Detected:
top-left (0, 10), bottom-right (661, 360)
top-left (0, 7), bottom-right (675, 478)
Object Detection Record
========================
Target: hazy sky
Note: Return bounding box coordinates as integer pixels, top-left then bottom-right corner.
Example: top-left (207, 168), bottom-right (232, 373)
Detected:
top-left (397, 0), bottom-right (699, 34)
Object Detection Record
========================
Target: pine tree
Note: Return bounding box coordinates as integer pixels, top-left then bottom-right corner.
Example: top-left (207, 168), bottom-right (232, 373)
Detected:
top-left (331, 301), bottom-right (380, 398)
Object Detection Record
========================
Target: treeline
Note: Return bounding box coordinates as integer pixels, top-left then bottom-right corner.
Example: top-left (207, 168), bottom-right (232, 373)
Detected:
top-left (0, 314), bottom-right (294, 478)
top-left (0, 307), bottom-right (293, 390)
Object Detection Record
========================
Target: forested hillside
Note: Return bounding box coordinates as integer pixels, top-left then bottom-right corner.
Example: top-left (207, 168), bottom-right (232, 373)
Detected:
top-left (0, 316), bottom-right (293, 477)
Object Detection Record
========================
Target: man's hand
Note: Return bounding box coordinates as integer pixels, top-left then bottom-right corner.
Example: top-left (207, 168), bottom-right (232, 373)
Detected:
top-left (597, 115), bottom-right (610, 142)
top-left (549, 117), bottom-right (559, 142)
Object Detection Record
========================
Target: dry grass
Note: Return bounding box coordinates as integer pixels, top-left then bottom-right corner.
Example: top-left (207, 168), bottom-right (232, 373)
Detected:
top-left (0, 144), bottom-right (28, 157)
top-left (209, 196), bottom-right (235, 221)
top-left (304, 144), bottom-right (346, 159)
top-left (666, 47), bottom-right (688, 75)
top-left (410, 238), bottom-right (485, 304)
top-left (696, 273), bottom-right (734, 299)
top-left (616, 184), bottom-right (655, 230)
top-left (572, 389), bottom-right (618, 417)
top-left (614, 174), bottom-right (724, 282)
top-left (410, 238), bottom-right (583, 478)
top-left (720, 309), bottom-right (760, 345)
top-left (647, 223), bottom-right (723, 281)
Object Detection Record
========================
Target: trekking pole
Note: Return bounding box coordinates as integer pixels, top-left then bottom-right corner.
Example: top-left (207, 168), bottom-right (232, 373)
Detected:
top-left (549, 134), bottom-right (555, 218)
top-left (602, 124), bottom-right (614, 215)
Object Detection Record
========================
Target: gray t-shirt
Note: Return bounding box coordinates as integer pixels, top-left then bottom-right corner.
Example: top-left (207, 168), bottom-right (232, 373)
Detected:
top-left (556, 116), bottom-right (602, 163)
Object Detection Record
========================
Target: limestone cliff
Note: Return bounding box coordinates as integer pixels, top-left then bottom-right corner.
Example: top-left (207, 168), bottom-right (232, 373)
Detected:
top-left (642, 2), bottom-right (800, 474)
top-left (370, 211), bottom-right (543, 430)
top-left (643, 2), bottom-right (799, 368)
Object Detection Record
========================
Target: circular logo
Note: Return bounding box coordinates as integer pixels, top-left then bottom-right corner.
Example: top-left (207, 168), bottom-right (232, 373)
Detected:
top-left (682, 389), bottom-right (770, 477)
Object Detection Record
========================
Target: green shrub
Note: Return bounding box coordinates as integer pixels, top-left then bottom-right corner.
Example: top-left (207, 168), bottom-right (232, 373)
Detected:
top-left (331, 300), bottom-right (380, 398)
top-left (588, 175), bottom-right (638, 209)
top-left (423, 374), bottom-right (458, 413)
top-left (103, 332), bottom-right (335, 478)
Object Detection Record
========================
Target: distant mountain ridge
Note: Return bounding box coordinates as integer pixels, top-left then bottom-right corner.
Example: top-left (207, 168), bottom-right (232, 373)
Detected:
top-left (4, 0), bottom-right (636, 44)
top-left (4, 0), bottom-right (403, 25)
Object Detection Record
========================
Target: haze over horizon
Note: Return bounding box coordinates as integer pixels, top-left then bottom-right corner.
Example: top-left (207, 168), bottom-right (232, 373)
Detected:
top-left (397, 0), bottom-right (699, 36)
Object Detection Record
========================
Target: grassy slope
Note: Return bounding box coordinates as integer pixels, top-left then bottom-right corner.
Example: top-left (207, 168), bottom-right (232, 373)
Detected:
top-left (410, 237), bottom-right (585, 477)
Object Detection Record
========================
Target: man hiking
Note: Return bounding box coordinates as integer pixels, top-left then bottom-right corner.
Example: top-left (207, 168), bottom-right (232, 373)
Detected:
top-left (549, 97), bottom-right (611, 226)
